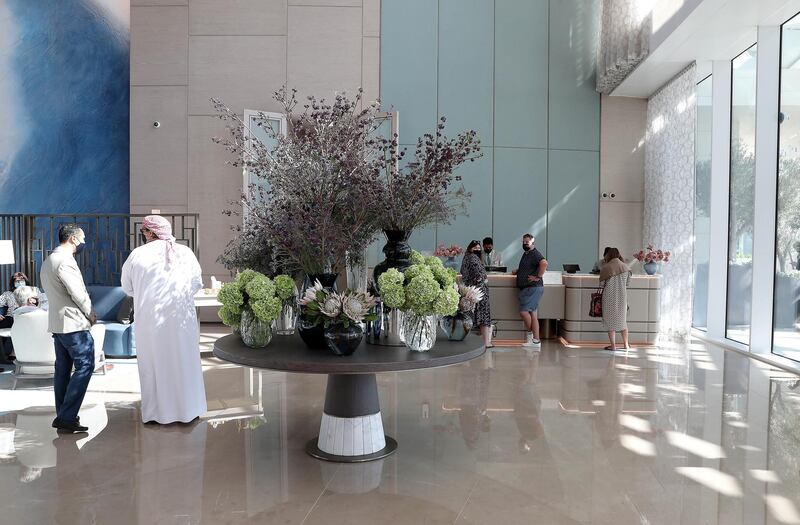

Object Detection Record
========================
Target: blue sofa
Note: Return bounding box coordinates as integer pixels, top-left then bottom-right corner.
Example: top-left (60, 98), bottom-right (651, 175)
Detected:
top-left (87, 286), bottom-right (136, 358)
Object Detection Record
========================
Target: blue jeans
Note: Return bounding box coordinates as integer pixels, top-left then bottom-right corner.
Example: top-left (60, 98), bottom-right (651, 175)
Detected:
top-left (53, 331), bottom-right (95, 423)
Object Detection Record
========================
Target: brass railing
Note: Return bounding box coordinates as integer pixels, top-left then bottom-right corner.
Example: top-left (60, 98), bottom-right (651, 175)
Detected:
top-left (0, 214), bottom-right (199, 287)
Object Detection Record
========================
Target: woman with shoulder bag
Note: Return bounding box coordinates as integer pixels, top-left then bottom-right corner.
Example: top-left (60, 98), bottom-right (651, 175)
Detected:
top-left (599, 248), bottom-right (632, 350)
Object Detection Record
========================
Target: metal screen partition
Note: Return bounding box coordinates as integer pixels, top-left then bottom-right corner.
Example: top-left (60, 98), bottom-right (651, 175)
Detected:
top-left (0, 214), bottom-right (199, 287)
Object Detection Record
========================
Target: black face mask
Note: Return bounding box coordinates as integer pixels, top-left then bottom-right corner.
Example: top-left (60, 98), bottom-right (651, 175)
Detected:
top-left (484, 247), bottom-right (492, 254)
top-left (522, 243), bottom-right (531, 252)
top-left (472, 249), bottom-right (481, 255)
top-left (140, 233), bottom-right (148, 244)
top-left (74, 241), bottom-right (86, 255)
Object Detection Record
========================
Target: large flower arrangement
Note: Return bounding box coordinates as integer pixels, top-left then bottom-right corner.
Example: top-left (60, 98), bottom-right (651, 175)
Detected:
top-left (376, 252), bottom-right (459, 317)
top-left (213, 88), bottom-right (385, 275)
top-left (218, 270), bottom-right (294, 328)
top-left (299, 283), bottom-right (377, 328)
top-left (633, 245), bottom-right (671, 264)
top-left (372, 118), bottom-right (482, 232)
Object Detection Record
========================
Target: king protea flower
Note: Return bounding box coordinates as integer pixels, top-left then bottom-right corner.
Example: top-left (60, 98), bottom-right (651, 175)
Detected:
top-left (319, 293), bottom-right (343, 317)
top-left (457, 283), bottom-right (484, 313)
top-left (299, 279), bottom-right (324, 306)
top-left (342, 292), bottom-right (377, 323)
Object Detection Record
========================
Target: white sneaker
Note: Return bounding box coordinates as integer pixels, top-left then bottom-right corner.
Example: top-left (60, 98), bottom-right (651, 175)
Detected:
top-left (531, 339), bottom-right (542, 349)
top-left (522, 333), bottom-right (535, 347)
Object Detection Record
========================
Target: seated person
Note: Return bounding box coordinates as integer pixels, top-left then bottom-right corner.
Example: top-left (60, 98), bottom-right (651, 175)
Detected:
top-left (0, 272), bottom-right (48, 325)
top-left (591, 247), bottom-right (611, 274)
top-left (12, 286), bottom-right (48, 316)
top-left (482, 237), bottom-right (504, 268)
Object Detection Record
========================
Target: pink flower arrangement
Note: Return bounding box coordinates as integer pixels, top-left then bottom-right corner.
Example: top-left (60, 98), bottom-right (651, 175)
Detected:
top-left (633, 245), bottom-right (671, 264)
top-left (434, 244), bottom-right (464, 258)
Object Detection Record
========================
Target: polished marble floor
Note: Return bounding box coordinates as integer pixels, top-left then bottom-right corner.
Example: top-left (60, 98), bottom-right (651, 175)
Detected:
top-left (0, 332), bottom-right (799, 524)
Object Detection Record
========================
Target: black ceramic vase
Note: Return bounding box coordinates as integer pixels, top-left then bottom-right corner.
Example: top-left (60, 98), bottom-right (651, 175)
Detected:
top-left (372, 230), bottom-right (413, 288)
top-left (298, 273), bottom-right (338, 349)
top-left (323, 324), bottom-right (364, 356)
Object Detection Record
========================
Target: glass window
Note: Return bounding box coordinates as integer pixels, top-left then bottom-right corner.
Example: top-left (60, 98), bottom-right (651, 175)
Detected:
top-left (773, 15), bottom-right (800, 362)
top-left (693, 76), bottom-right (712, 330)
top-left (726, 45), bottom-right (757, 345)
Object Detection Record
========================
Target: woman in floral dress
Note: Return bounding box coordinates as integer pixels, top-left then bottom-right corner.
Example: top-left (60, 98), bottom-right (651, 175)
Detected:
top-left (460, 240), bottom-right (493, 348)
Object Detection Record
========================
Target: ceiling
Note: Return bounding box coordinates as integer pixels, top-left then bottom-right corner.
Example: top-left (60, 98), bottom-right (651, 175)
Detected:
top-left (612, 0), bottom-right (800, 98)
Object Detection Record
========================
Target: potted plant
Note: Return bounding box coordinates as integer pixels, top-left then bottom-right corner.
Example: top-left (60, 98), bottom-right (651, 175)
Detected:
top-left (434, 244), bottom-right (465, 271)
top-left (217, 270), bottom-right (288, 348)
top-left (633, 245), bottom-right (671, 275)
top-left (376, 252), bottom-right (460, 352)
top-left (298, 283), bottom-right (378, 356)
top-left (371, 118), bottom-right (481, 285)
top-left (439, 284), bottom-right (484, 341)
top-left (213, 88), bottom-right (386, 347)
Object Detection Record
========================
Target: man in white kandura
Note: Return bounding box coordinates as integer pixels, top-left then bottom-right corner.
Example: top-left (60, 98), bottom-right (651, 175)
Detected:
top-left (121, 215), bottom-right (207, 424)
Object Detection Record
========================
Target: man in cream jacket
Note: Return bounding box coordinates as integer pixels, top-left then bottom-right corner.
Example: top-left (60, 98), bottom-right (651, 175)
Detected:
top-left (39, 224), bottom-right (96, 434)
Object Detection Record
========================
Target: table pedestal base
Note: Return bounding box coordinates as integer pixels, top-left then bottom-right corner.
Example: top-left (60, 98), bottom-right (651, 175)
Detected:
top-left (307, 373), bottom-right (398, 463)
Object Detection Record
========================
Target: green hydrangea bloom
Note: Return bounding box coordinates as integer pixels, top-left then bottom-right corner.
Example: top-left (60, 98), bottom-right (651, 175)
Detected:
top-left (432, 265), bottom-right (456, 287)
top-left (251, 296), bottom-right (282, 322)
top-left (273, 274), bottom-right (297, 301)
top-left (378, 268), bottom-right (404, 289)
top-left (425, 255), bottom-right (444, 268)
top-left (218, 305), bottom-right (242, 327)
top-left (404, 275), bottom-right (439, 314)
top-left (218, 282), bottom-right (245, 309)
top-left (404, 264), bottom-right (434, 282)
top-left (380, 284), bottom-right (405, 309)
top-left (236, 269), bottom-right (260, 290)
top-left (432, 287), bottom-right (459, 316)
top-left (245, 274), bottom-right (276, 301)
top-left (410, 250), bottom-right (426, 266)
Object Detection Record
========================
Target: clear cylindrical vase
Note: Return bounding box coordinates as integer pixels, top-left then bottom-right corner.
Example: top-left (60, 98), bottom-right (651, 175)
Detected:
top-left (401, 312), bottom-right (438, 352)
top-left (274, 298), bottom-right (297, 335)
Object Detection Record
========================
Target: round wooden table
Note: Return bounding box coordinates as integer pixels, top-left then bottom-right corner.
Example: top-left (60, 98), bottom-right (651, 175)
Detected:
top-left (213, 333), bottom-right (485, 462)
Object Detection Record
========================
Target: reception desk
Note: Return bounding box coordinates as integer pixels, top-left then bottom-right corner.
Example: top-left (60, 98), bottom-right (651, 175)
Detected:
top-left (485, 272), bottom-right (661, 343)
top-left (561, 274), bottom-right (661, 344)
top-left (487, 273), bottom-right (564, 341)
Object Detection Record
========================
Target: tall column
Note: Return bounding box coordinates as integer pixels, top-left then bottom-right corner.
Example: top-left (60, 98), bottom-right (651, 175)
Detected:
top-left (706, 60), bottom-right (732, 340)
top-left (750, 26), bottom-right (781, 355)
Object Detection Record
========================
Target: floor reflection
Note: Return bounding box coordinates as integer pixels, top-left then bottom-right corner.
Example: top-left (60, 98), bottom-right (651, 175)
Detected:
top-left (0, 337), bottom-right (798, 524)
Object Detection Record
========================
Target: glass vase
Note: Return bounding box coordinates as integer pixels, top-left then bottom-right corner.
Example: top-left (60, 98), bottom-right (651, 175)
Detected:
top-left (443, 256), bottom-right (460, 271)
top-left (240, 309), bottom-right (272, 348)
top-left (439, 312), bottom-right (473, 341)
top-left (401, 312), bottom-right (438, 352)
top-left (274, 297), bottom-right (298, 336)
top-left (298, 273), bottom-right (338, 349)
top-left (324, 324), bottom-right (364, 356)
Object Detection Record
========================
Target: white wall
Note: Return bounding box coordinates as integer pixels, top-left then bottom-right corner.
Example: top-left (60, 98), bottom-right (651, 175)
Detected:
top-left (599, 94), bottom-right (646, 262)
top-left (130, 0), bottom-right (380, 289)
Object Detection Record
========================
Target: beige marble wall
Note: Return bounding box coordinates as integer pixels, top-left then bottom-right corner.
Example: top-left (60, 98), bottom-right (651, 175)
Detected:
top-left (599, 94), bottom-right (646, 262)
top-left (130, 0), bottom-right (380, 292)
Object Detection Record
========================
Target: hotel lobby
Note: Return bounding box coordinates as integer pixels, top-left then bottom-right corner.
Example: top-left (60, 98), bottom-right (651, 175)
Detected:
top-left (1, 0), bottom-right (800, 523)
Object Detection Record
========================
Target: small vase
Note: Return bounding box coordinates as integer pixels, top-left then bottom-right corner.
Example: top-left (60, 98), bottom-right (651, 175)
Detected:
top-left (439, 313), bottom-right (473, 341)
top-left (240, 309), bottom-right (272, 348)
top-left (274, 297), bottom-right (298, 336)
top-left (324, 324), bottom-right (364, 356)
top-left (643, 261), bottom-right (658, 275)
top-left (298, 273), bottom-right (338, 349)
top-left (366, 301), bottom-right (405, 346)
top-left (443, 256), bottom-right (460, 271)
top-left (401, 312), bottom-right (438, 352)
top-left (373, 230), bottom-right (412, 288)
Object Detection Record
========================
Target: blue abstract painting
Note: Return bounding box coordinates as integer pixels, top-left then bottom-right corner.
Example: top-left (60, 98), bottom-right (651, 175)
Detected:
top-left (0, 0), bottom-right (130, 214)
